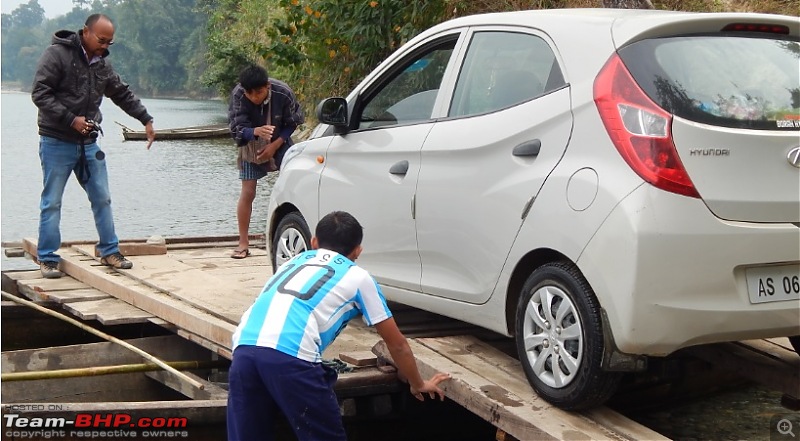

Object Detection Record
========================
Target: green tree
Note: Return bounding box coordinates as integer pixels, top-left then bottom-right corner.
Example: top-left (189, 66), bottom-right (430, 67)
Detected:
top-left (10, 0), bottom-right (46, 28)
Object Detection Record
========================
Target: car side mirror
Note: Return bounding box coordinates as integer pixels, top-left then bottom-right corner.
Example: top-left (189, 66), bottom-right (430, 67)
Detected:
top-left (316, 97), bottom-right (348, 128)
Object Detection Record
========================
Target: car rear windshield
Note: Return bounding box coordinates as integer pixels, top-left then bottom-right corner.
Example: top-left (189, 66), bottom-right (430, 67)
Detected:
top-left (619, 34), bottom-right (800, 130)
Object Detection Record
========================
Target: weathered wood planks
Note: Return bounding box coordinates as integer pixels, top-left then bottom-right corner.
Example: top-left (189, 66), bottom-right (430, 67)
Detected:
top-left (373, 335), bottom-right (669, 441)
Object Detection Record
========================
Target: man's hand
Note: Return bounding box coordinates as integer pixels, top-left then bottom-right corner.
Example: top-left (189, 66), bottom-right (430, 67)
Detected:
top-left (253, 124), bottom-right (275, 139)
top-left (144, 120), bottom-right (156, 150)
top-left (72, 116), bottom-right (92, 135)
top-left (255, 138), bottom-right (284, 163)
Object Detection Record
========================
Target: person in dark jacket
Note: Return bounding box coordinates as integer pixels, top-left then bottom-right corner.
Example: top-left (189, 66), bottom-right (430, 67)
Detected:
top-left (31, 13), bottom-right (155, 278)
top-left (228, 64), bottom-right (304, 259)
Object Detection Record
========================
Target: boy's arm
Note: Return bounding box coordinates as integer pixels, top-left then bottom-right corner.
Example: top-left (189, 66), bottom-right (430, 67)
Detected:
top-left (374, 317), bottom-right (450, 401)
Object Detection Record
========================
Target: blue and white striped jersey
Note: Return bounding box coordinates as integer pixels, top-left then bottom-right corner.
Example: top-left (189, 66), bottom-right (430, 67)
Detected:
top-left (231, 249), bottom-right (392, 362)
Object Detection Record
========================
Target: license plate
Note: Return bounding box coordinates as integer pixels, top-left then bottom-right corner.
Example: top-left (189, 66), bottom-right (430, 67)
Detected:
top-left (746, 264), bottom-right (800, 304)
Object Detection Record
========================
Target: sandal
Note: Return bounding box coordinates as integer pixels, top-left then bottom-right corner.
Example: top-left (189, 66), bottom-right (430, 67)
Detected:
top-left (231, 248), bottom-right (251, 259)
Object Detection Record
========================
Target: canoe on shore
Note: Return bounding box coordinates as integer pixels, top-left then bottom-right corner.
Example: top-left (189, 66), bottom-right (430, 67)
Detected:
top-left (120, 123), bottom-right (230, 141)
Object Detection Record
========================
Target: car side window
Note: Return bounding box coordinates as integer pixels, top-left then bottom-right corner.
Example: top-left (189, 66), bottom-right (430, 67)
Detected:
top-left (449, 31), bottom-right (564, 118)
top-left (358, 40), bottom-right (456, 130)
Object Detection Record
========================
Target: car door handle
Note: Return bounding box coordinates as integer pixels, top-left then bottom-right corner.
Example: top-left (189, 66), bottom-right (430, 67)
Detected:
top-left (389, 160), bottom-right (409, 175)
top-left (512, 139), bottom-right (541, 157)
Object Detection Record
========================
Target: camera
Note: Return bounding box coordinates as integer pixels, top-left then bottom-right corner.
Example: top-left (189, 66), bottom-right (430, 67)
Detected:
top-left (86, 119), bottom-right (103, 140)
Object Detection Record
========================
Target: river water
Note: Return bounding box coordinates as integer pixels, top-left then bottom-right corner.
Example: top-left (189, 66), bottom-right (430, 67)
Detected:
top-left (0, 91), bottom-right (275, 271)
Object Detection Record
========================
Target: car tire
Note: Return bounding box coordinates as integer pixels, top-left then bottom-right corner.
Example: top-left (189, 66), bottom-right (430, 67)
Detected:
top-left (789, 336), bottom-right (800, 355)
top-left (515, 262), bottom-right (622, 410)
top-left (272, 212), bottom-right (311, 272)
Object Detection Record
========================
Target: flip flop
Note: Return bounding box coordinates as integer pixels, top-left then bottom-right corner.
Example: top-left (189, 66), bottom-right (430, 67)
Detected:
top-left (231, 248), bottom-right (251, 259)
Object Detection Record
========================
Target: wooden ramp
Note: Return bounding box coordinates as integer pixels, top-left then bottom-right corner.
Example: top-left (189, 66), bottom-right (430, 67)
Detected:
top-left (8, 237), bottom-right (669, 440)
top-left (7, 236), bottom-right (798, 439)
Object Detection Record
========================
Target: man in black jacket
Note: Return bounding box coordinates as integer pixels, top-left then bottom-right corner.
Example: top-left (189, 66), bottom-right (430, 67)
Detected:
top-left (228, 64), bottom-right (304, 259)
top-left (31, 13), bottom-right (155, 278)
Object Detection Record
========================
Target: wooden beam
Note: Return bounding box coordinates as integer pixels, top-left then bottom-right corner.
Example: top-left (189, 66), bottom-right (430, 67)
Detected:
top-left (416, 335), bottom-right (667, 441)
top-left (17, 278), bottom-right (91, 303)
top-left (72, 244), bottom-right (254, 323)
top-left (2, 335), bottom-right (215, 372)
top-left (88, 242), bottom-right (168, 257)
top-left (373, 339), bottom-right (557, 440)
top-left (340, 351), bottom-right (378, 367)
top-left (63, 297), bottom-right (153, 325)
top-left (21, 239), bottom-right (237, 351)
top-left (33, 287), bottom-right (111, 304)
top-left (681, 341), bottom-right (800, 398)
top-left (374, 336), bottom-right (668, 441)
top-left (145, 370), bottom-right (229, 400)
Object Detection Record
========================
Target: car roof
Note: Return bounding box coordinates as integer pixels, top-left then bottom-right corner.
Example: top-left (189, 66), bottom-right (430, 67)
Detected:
top-left (420, 8), bottom-right (799, 44)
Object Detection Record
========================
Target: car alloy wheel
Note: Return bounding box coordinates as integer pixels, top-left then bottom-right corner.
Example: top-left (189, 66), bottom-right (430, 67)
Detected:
top-left (272, 212), bottom-right (311, 272)
top-left (521, 283), bottom-right (584, 388)
top-left (515, 262), bottom-right (621, 410)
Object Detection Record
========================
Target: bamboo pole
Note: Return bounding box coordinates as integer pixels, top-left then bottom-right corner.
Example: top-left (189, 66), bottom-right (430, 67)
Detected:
top-left (2, 360), bottom-right (228, 382)
top-left (1, 291), bottom-right (207, 390)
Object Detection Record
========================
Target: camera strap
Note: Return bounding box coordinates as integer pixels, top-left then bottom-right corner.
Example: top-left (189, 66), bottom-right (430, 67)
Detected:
top-left (76, 139), bottom-right (91, 186)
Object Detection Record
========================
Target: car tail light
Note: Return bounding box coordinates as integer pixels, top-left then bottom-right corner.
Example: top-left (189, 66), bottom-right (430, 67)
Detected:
top-left (594, 54), bottom-right (700, 198)
top-left (721, 23), bottom-right (790, 34)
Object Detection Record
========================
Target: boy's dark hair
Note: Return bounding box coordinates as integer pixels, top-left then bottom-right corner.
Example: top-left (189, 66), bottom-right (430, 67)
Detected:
top-left (239, 64), bottom-right (269, 92)
top-left (315, 211), bottom-right (363, 257)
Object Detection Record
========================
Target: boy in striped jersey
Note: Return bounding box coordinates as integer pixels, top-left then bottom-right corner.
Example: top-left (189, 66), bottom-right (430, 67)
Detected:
top-left (227, 211), bottom-right (450, 441)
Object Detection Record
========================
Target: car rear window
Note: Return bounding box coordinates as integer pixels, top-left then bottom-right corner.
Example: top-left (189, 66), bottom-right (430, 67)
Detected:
top-left (619, 35), bottom-right (800, 130)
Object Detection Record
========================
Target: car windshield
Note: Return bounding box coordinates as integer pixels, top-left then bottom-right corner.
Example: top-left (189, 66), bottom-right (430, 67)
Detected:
top-left (620, 34), bottom-right (800, 130)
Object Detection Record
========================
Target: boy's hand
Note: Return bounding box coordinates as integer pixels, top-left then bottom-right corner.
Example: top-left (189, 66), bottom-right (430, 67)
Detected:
top-left (410, 372), bottom-right (450, 401)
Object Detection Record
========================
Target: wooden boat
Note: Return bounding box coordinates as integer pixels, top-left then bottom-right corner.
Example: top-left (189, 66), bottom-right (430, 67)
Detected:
top-left (119, 122), bottom-right (230, 141)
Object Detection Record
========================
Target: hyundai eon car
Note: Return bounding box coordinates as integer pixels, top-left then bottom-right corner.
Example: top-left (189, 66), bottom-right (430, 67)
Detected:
top-left (266, 9), bottom-right (800, 409)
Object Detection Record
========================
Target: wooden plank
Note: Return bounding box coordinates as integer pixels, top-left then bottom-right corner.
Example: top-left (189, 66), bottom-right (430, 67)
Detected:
top-left (72, 244), bottom-right (254, 323)
top-left (740, 338), bottom-right (800, 364)
top-left (2, 270), bottom-right (45, 282)
top-left (373, 339), bottom-right (557, 441)
top-left (681, 341), bottom-right (800, 398)
top-left (325, 321), bottom-right (381, 359)
top-left (17, 277), bottom-right (90, 294)
top-left (63, 297), bottom-right (154, 325)
top-left (2, 335), bottom-right (216, 373)
top-left (176, 328), bottom-right (233, 360)
top-left (43, 287), bottom-right (111, 303)
top-left (145, 370), bottom-right (229, 400)
top-left (1, 335), bottom-right (220, 403)
top-left (2, 371), bottom-right (173, 403)
top-left (415, 335), bottom-right (668, 441)
top-left (340, 351), bottom-right (378, 367)
top-left (766, 337), bottom-right (796, 352)
top-left (167, 247), bottom-right (270, 261)
top-left (88, 242), bottom-right (168, 257)
top-left (374, 337), bottom-right (666, 441)
top-left (21, 239), bottom-right (237, 352)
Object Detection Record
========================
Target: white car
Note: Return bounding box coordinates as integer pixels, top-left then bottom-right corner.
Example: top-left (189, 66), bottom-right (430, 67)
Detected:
top-left (267, 8), bottom-right (800, 409)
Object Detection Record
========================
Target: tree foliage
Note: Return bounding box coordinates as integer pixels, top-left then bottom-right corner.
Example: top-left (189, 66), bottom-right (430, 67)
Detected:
top-left (2, 0), bottom-right (212, 97)
top-left (2, 0), bottom-right (795, 105)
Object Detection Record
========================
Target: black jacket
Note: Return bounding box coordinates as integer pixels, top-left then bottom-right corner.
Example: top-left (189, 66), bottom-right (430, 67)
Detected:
top-left (228, 79), bottom-right (304, 166)
top-left (31, 29), bottom-right (152, 143)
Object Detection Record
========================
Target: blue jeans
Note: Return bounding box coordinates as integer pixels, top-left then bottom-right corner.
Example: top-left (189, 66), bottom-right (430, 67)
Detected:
top-left (37, 136), bottom-right (120, 262)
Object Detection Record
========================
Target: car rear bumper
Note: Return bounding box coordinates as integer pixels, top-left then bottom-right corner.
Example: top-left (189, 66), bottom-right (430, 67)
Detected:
top-left (578, 184), bottom-right (800, 356)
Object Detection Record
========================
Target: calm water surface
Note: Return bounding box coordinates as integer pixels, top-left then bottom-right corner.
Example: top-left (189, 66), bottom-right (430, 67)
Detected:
top-left (1, 91), bottom-right (276, 270)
